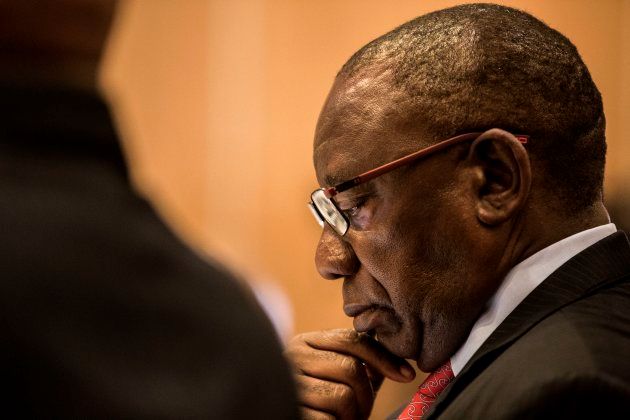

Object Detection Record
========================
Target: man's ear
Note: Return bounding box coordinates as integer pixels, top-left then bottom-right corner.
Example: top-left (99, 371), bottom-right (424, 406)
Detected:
top-left (466, 128), bottom-right (531, 226)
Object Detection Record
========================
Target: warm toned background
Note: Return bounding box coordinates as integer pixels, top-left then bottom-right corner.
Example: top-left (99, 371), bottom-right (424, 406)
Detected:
top-left (100, 0), bottom-right (630, 417)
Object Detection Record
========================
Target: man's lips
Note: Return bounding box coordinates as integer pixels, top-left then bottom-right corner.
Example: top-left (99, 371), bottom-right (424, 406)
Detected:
top-left (343, 303), bottom-right (396, 334)
top-left (343, 303), bottom-right (376, 318)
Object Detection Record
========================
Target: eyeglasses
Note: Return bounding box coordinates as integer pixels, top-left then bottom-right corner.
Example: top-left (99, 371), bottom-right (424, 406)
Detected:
top-left (308, 131), bottom-right (529, 236)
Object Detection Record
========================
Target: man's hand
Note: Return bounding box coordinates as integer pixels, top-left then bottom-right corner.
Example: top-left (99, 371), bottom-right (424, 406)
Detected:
top-left (285, 329), bottom-right (416, 420)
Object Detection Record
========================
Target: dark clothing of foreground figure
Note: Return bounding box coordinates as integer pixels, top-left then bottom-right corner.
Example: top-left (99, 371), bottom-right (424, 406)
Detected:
top-left (0, 83), bottom-right (297, 418)
top-left (389, 231), bottom-right (630, 419)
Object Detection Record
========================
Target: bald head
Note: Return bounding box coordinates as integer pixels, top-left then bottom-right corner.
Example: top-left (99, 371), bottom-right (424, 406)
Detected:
top-left (335, 3), bottom-right (605, 213)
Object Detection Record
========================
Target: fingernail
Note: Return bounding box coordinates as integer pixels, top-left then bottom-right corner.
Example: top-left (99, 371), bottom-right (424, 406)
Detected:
top-left (400, 365), bottom-right (415, 379)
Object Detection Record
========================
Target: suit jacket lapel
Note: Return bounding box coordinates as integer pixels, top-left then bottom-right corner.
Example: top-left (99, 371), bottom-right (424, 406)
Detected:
top-left (426, 231), bottom-right (630, 419)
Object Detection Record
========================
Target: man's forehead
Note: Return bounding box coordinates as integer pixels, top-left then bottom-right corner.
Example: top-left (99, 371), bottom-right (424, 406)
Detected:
top-left (315, 66), bottom-right (399, 147)
top-left (313, 68), bottom-right (425, 187)
top-left (314, 139), bottom-right (368, 186)
top-left (313, 120), bottom-right (424, 188)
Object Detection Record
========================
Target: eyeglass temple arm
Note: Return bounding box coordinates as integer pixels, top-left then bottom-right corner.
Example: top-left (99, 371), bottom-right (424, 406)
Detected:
top-left (324, 132), bottom-right (528, 198)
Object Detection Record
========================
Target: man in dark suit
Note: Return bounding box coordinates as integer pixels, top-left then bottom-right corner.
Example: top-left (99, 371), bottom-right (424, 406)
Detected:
top-left (0, 1), bottom-right (297, 417)
top-left (287, 3), bottom-right (630, 419)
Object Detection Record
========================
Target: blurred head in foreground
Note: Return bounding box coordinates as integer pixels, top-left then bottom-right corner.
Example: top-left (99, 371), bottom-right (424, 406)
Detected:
top-left (0, 0), bottom-right (117, 90)
top-left (0, 1), bottom-right (298, 417)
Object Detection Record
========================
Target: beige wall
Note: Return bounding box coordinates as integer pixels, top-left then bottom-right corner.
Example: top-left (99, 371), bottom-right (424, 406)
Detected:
top-left (101, 1), bottom-right (630, 417)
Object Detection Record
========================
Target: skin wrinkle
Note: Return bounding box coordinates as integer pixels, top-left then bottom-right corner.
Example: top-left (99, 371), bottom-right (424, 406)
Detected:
top-left (332, 383), bottom-right (352, 413)
top-left (400, 181), bottom-right (477, 360)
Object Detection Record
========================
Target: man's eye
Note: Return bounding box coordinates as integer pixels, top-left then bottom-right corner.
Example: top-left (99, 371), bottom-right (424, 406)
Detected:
top-left (345, 204), bottom-right (362, 218)
top-left (341, 199), bottom-right (367, 219)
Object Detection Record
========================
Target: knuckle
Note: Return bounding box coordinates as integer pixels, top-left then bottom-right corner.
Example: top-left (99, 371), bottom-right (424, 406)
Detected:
top-left (287, 333), bottom-right (316, 355)
top-left (320, 329), bottom-right (339, 342)
top-left (333, 382), bottom-right (355, 406)
top-left (289, 332), bottom-right (308, 346)
top-left (342, 329), bottom-right (360, 342)
top-left (283, 343), bottom-right (301, 359)
top-left (304, 329), bottom-right (341, 347)
top-left (296, 376), bottom-right (326, 402)
top-left (285, 358), bottom-right (303, 376)
top-left (339, 355), bottom-right (363, 377)
top-left (321, 328), bottom-right (359, 346)
top-left (324, 328), bottom-right (355, 341)
top-left (295, 376), bottom-right (311, 396)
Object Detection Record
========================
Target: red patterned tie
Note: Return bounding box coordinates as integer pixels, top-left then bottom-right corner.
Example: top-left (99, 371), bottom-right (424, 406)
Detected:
top-left (398, 361), bottom-right (454, 419)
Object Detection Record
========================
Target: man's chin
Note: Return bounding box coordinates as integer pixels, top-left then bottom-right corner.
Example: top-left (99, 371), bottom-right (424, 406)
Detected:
top-left (375, 329), bottom-right (420, 361)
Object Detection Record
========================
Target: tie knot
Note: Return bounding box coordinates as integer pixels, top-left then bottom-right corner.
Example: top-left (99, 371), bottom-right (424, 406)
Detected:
top-left (398, 361), bottom-right (454, 419)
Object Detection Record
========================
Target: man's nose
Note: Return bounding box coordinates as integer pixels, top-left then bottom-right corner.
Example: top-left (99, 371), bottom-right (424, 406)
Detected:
top-left (315, 226), bottom-right (360, 280)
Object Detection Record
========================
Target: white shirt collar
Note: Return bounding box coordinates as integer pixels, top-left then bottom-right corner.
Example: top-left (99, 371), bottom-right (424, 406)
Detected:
top-left (449, 223), bottom-right (617, 376)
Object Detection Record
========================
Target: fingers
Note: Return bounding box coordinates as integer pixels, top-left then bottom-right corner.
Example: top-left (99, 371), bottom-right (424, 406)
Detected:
top-left (300, 406), bottom-right (335, 420)
top-left (297, 375), bottom-right (360, 420)
top-left (302, 329), bottom-right (415, 382)
top-left (292, 347), bottom-right (374, 416)
top-left (286, 329), bottom-right (417, 420)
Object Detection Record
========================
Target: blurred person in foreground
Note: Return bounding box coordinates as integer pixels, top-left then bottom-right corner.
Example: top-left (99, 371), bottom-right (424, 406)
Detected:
top-left (287, 3), bottom-right (630, 419)
top-left (0, 1), bottom-right (297, 417)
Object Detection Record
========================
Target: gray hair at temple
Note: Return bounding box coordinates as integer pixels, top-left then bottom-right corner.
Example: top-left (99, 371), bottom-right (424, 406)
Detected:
top-left (339, 3), bottom-right (605, 213)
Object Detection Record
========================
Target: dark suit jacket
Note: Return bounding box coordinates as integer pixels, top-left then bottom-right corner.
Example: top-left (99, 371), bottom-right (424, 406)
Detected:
top-left (0, 83), bottom-right (298, 418)
top-left (390, 231), bottom-right (630, 419)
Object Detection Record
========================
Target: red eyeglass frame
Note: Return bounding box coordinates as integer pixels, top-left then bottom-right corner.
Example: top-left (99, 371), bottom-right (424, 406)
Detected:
top-left (322, 132), bottom-right (529, 199)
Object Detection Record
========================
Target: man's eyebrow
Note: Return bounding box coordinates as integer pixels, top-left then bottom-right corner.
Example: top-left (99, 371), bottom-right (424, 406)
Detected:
top-left (324, 174), bottom-right (343, 187)
top-left (321, 155), bottom-right (362, 186)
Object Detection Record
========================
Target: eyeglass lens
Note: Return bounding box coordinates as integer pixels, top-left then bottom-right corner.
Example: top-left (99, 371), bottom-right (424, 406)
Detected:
top-left (310, 189), bottom-right (349, 235)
